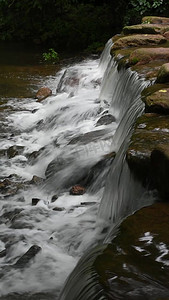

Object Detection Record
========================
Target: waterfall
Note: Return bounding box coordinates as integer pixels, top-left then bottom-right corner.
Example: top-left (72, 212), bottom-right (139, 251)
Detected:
top-left (58, 47), bottom-right (155, 299)
top-left (0, 39), bottom-right (155, 299)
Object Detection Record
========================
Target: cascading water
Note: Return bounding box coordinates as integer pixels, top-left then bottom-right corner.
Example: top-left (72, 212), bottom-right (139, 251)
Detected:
top-left (0, 39), bottom-right (155, 299)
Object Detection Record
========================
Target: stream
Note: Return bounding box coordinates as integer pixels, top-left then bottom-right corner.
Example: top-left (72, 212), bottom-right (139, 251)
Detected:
top-left (0, 40), bottom-right (157, 299)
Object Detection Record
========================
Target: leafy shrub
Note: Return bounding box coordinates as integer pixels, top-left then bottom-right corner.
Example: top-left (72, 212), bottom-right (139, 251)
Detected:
top-left (42, 48), bottom-right (59, 63)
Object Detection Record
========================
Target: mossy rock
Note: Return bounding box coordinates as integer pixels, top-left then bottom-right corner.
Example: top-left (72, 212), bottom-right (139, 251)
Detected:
top-left (94, 202), bottom-right (169, 298)
top-left (143, 87), bottom-right (169, 114)
top-left (142, 16), bottom-right (169, 25)
top-left (126, 113), bottom-right (169, 184)
top-left (156, 63), bottom-right (169, 83)
top-left (129, 47), bottom-right (169, 66)
top-left (112, 34), bottom-right (166, 51)
top-left (131, 61), bottom-right (163, 80)
top-left (141, 83), bottom-right (169, 100)
top-left (123, 24), bottom-right (169, 35)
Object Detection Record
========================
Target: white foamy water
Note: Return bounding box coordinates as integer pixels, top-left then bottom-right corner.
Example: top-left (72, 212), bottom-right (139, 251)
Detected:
top-left (0, 43), bottom-right (119, 297)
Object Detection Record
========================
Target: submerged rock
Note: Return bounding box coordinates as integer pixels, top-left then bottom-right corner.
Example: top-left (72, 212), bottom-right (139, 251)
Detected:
top-left (70, 185), bottom-right (86, 195)
top-left (36, 87), bottom-right (52, 102)
top-left (53, 207), bottom-right (65, 211)
top-left (81, 151), bottom-right (115, 190)
top-left (32, 198), bottom-right (41, 206)
top-left (30, 175), bottom-right (44, 185)
top-left (94, 202), bottom-right (169, 298)
top-left (96, 114), bottom-right (116, 126)
top-left (14, 245), bottom-right (41, 269)
top-left (68, 129), bottom-right (110, 145)
top-left (7, 145), bottom-right (24, 159)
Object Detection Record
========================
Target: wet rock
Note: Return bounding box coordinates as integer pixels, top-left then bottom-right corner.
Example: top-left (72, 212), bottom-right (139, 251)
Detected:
top-left (7, 145), bottom-right (24, 158)
top-left (1, 208), bottom-right (23, 224)
top-left (96, 114), bottom-right (116, 126)
top-left (0, 178), bottom-right (24, 197)
top-left (93, 202), bottom-right (169, 299)
top-left (68, 129), bottom-right (110, 145)
top-left (129, 47), bottom-right (169, 66)
top-left (151, 144), bottom-right (169, 199)
top-left (80, 202), bottom-right (96, 206)
top-left (0, 249), bottom-right (6, 258)
top-left (81, 152), bottom-right (115, 190)
top-left (112, 34), bottom-right (166, 51)
top-left (27, 147), bottom-right (45, 164)
top-left (36, 87), bottom-right (52, 102)
top-left (53, 207), bottom-right (65, 211)
top-left (70, 185), bottom-right (86, 195)
top-left (143, 88), bottom-right (169, 114)
top-left (56, 69), bottom-right (80, 94)
top-left (126, 113), bottom-right (169, 185)
top-left (51, 194), bottom-right (58, 202)
top-left (123, 24), bottom-right (169, 35)
top-left (156, 63), bottom-right (169, 83)
top-left (32, 198), bottom-right (41, 206)
top-left (14, 245), bottom-right (41, 269)
top-left (30, 175), bottom-right (44, 185)
top-left (163, 30), bottom-right (169, 40)
top-left (0, 179), bottom-right (11, 190)
top-left (142, 16), bottom-right (169, 25)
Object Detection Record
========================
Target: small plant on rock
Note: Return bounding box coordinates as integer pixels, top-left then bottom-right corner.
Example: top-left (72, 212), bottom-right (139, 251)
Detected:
top-left (42, 48), bottom-right (59, 63)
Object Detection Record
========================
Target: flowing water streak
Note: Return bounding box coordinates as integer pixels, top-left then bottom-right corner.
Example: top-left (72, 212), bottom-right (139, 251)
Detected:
top-left (58, 59), bottom-right (155, 300)
top-left (0, 52), bottom-right (118, 298)
top-left (99, 38), bottom-right (113, 74)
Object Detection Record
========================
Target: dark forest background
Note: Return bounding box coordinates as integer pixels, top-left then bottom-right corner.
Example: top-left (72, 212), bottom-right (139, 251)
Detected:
top-left (0, 0), bottom-right (169, 53)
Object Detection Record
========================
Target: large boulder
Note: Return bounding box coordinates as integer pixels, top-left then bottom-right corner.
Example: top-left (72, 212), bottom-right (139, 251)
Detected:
top-left (126, 113), bottom-right (169, 185)
top-left (143, 87), bottom-right (169, 114)
top-left (156, 63), bottom-right (169, 83)
top-left (112, 34), bottom-right (166, 51)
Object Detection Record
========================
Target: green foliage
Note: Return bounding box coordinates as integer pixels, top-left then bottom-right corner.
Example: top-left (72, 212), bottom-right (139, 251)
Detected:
top-left (124, 0), bottom-right (169, 25)
top-left (0, 0), bottom-right (169, 52)
top-left (0, 0), bottom-right (127, 51)
top-left (85, 41), bottom-right (104, 54)
top-left (42, 48), bottom-right (59, 63)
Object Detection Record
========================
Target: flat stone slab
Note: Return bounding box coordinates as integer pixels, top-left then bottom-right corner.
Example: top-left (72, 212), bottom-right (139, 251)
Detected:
top-left (129, 47), bottom-right (169, 65)
top-left (112, 34), bottom-right (166, 50)
top-left (123, 24), bottom-right (169, 35)
top-left (142, 16), bottom-right (169, 25)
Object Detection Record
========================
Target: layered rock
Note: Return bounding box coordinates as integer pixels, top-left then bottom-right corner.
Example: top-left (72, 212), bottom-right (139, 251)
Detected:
top-left (111, 16), bottom-right (169, 199)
